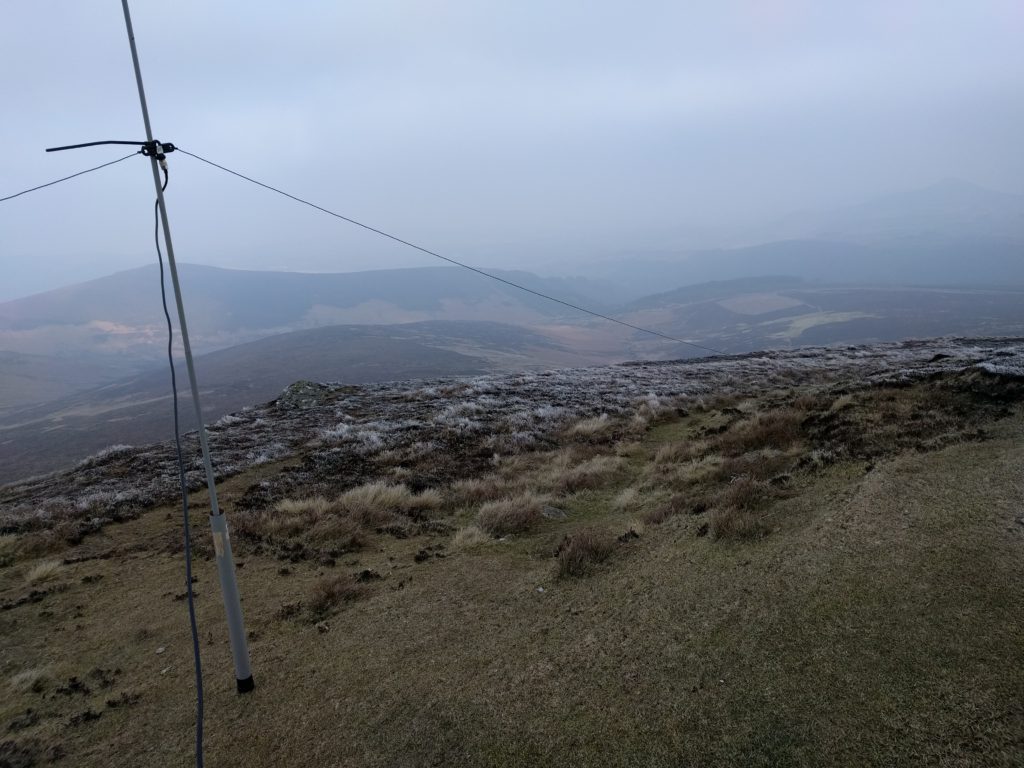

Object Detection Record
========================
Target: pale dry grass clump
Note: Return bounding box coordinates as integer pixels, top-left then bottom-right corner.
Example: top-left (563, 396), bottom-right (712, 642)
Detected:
top-left (477, 492), bottom-right (546, 537)
top-left (630, 393), bottom-right (680, 431)
top-left (451, 525), bottom-right (491, 550)
top-left (553, 455), bottom-right (626, 493)
top-left (233, 495), bottom-right (366, 552)
top-left (611, 487), bottom-right (641, 513)
top-left (24, 559), bottom-right (62, 584)
top-left (654, 439), bottom-right (710, 465)
top-left (615, 441), bottom-right (645, 458)
top-left (829, 394), bottom-right (855, 413)
top-left (645, 454), bottom-right (722, 492)
top-left (555, 527), bottom-right (616, 577)
top-left (308, 575), bottom-right (370, 620)
top-left (336, 482), bottom-right (442, 526)
top-left (276, 496), bottom-right (332, 517)
top-left (9, 667), bottom-right (51, 694)
top-left (567, 414), bottom-right (613, 439)
top-left (308, 517), bottom-right (367, 551)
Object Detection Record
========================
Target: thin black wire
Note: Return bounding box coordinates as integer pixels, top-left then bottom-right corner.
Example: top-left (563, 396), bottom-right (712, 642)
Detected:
top-left (0, 152), bottom-right (139, 203)
top-left (155, 165), bottom-right (205, 768)
top-left (176, 148), bottom-right (725, 356)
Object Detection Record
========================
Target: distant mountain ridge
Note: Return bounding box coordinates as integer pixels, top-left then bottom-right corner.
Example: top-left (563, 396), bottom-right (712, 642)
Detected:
top-left (587, 179), bottom-right (1024, 295)
top-left (0, 263), bottom-right (617, 361)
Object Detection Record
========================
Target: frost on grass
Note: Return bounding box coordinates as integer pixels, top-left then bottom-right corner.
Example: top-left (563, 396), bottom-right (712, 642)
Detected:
top-left (3, 337), bottom-right (1023, 543)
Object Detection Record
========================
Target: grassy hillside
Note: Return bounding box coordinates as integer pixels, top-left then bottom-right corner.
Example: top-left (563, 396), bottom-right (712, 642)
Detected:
top-left (1, 339), bottom-right (1023, 766)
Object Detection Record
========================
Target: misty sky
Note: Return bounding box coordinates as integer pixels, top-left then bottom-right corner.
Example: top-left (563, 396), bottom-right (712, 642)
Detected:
top-left (1, 1), bottom-right (1022, 301)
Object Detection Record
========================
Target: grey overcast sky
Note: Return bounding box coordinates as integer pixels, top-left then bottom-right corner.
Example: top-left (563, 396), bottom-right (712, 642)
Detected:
top-left (1, 1), bottom-right (1022, 300)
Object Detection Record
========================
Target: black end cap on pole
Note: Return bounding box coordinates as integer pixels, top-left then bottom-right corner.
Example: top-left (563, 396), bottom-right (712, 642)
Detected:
top-left (236, 676), bottom-right (255, 694)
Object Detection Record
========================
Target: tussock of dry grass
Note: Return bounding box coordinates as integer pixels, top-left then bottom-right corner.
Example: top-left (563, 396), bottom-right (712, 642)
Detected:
top-left (553, 455), bottom-right (625, 493)
top-left (451, 525), bottom-right (490, 549)
top-left (714, 409), bottom-right (803, 456)
top-left (336, 482), bottom-right (441, 526)
top-left (275, 496), bottom-right (332, 516)
top-left (308, 516), bottom-right (367, 551)
top-left (555, 527), bottom-right (616, 577)
top-left (829, 394), bottom-right (855, 413)
top-left (611, 487), bottom-right (641, 513)
top-left (716, 449), bottom-right (792, 482)
top-left (645, 454), bottom-right (722, 491)
top-left (654, 439), bottom-right (709, 465)
top-left (24, 558), bottom-right (62, 584)
top-left (8, 667), bottom-right (51, 694)
top-left (308, 575), bottom-right (370, 620)
top-left (715, 476), bottom-right (780, 511)
top-left (615, 441), bottom-right (645, 458)
top-left (477, 492), bottom-right (546, 537)
top-left (640, 493), bottom-right (690, 525)
top-left (567, 414), bottom-right (612, 439)
top-left (450, 476), bottom-right (518, 505)
top-left (709, 506), bottom-right (770, 540)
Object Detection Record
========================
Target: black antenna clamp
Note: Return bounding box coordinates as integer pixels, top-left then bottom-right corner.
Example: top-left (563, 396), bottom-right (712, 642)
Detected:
top-left (45, 139), bottom-right (176, 158)
top-left (141, 140), bottom-right (176, 160)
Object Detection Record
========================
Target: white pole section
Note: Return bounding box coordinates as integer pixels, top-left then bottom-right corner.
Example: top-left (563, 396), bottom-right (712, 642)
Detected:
top-left (120, 0), bottom-right (254, 694)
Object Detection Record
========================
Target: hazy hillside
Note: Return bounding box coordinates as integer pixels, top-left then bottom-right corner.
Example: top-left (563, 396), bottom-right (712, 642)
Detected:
top-left (0, 351), bottom-right (138, 416)
top-left (0, 321), bottom-right (621, 482)
top-left (620, 280), bottom-right (1024, 354)
top-left (588, 180), bottom-right (1024, 296)
top-left (766, 178), bottom-right (1024, 242)
top-left (0, 264), bottom-right (616, 362)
